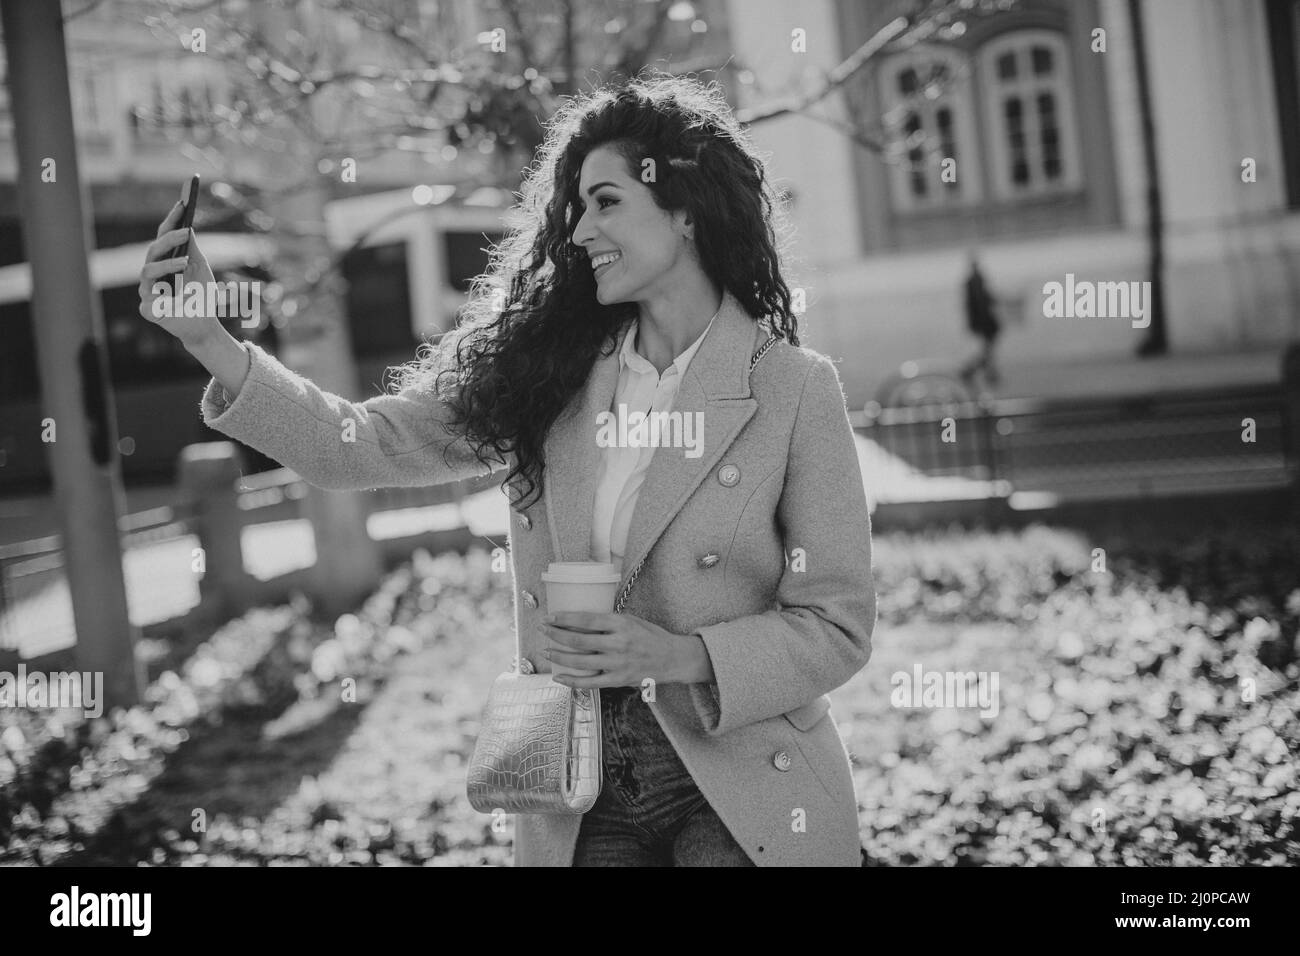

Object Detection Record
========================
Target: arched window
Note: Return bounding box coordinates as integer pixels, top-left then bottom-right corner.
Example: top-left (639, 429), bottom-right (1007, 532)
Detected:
top-left (979, 30), bottom-right (1082, 198)
top-left (879, 50), bottom-right (983, 211)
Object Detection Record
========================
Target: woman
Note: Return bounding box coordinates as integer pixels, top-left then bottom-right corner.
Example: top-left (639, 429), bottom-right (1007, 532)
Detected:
top-left (137, 73), bottom-right (877, 867)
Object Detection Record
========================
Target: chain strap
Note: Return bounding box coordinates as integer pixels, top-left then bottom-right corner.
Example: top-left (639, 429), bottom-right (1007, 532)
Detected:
top-left (750, 332), bottom-right (779, 370)
top-left (613, 559), bottom-right (642, 614)
top-left (609, 330), bottom-right (781, 615)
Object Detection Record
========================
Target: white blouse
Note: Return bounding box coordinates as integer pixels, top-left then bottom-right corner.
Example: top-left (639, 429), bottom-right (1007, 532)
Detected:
top-left (590, 310), bottom-right (717, 571)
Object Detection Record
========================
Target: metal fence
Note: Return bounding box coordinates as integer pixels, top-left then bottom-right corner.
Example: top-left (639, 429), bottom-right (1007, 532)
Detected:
top-left (0, 505), bottom-right (199, 661)
top-left (854, 384), bottom-right (1292, 505)
top-left (0, 464), bottom-right (504, 662)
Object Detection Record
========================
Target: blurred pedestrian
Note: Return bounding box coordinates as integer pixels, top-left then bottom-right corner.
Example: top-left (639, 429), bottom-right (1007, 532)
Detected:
top-left (960, 252), bottom-right (1001, 389)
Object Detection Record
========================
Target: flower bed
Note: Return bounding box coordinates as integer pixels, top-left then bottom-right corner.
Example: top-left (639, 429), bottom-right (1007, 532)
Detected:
top-left (2, 518), bottom-right (1296, 865)
top-left (847, 520), bottom-right (1299, 865)
top-left (1, 547), bottom-right (512, 865)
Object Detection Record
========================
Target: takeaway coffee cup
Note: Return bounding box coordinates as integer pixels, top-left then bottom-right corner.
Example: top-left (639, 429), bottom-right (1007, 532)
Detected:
top-left (540, 561), bottom-right (622, 678)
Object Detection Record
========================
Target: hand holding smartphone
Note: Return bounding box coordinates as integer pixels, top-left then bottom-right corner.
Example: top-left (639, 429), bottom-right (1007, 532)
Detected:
top-left (137, 174), bottom-right (224, 351)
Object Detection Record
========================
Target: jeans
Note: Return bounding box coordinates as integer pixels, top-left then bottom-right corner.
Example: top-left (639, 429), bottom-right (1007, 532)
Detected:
top-left (572, 686), bottom-right (755, 866)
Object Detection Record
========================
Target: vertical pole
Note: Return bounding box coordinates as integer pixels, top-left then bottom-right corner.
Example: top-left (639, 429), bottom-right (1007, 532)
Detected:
top-left (1128, 0), bottom-right (1169, 356)
top-left (1283, 342), bottom-right (1300, 511)
top-left (0, 0), bottom-right (142, 708)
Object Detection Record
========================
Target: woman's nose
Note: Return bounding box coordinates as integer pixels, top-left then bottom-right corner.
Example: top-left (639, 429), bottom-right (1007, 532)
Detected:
top-left (571, 208), bottom-right (594, 248)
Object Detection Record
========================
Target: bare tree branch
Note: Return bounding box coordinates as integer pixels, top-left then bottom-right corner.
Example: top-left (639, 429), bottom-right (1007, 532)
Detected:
top-left (793, 106), bottom-right (887, 155)
top-left (611, 0), bottom-right (674, 80)
top-left (499, 0), bottom-right (539, 75)
top-left (735, 15), bottom-right (910, 126)
top-left (62, 0), bottom-right (111, 22)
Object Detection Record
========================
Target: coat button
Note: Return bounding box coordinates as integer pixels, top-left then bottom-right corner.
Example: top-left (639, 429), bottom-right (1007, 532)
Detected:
top-left (772, 751), bottom-right (792, 772)
top-left (518, 512), bottom-right (532, 530)
top-left (521, 590), bottom-right (538, 609)
top-left (698, 552), bottom-right (720, 568)
top-left (514, 656), bottom-right (535, 675)
top-left (718, 463), bottom-right (740, 487)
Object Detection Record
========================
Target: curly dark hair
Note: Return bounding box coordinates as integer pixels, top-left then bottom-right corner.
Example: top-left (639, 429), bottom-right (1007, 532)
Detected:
top-left (390, 71), bottom-right (804, 512)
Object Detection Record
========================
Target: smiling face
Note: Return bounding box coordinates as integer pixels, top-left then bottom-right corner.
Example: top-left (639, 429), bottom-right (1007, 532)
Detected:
top-left (570, 144), bottom-right (693, 306)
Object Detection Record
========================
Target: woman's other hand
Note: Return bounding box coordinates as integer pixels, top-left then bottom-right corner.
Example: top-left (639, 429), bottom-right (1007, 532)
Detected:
top-left (539, 612), bottom-right (714, 689)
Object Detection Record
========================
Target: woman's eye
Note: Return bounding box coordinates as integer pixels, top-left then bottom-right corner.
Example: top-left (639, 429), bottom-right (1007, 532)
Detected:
top-left (596, 196), bottom-right (615, 209)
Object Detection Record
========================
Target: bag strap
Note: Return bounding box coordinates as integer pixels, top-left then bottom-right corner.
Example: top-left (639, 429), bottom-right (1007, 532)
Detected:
top-left (611, 330), bottom-right (782, 614)
top-left (750, 332), bottom-right (780, 371)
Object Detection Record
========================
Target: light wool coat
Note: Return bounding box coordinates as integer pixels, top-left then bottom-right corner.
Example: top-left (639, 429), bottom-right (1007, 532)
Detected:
top-left (199, 288), bottom-right (877, 867)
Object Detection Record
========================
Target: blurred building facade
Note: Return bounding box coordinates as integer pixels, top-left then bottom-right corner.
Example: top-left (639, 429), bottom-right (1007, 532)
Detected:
top-left (0, 0), bottom-right (526, 489)
top-left (0, 0), bottom-right (738, 490)
top-left (1, 0), bottom-right (1295, 428)
top-left (0, 0), bottom-right (733, 384)
top-left (0, 0), bottom-right (518, 370)
top-left (731, 0), bottom-right (1300, 406)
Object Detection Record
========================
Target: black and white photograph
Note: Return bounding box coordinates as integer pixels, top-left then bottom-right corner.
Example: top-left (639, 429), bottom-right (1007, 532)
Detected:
top-left (0, 0), bottom-right (1296, 917)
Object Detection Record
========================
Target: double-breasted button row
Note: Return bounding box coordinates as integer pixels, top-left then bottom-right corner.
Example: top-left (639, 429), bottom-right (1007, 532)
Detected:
top-left (696, 462), bottom-right (739, 569)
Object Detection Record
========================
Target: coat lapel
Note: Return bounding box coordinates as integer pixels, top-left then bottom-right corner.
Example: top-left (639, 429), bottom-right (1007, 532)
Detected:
top-left (542, 290), bottom-right (762, 595)
top-left (542, 320), bottom-right (629, 568)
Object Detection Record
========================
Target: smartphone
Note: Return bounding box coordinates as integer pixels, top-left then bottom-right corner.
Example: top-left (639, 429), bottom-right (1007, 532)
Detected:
top-left (173, 174), bottom-right (200, 263)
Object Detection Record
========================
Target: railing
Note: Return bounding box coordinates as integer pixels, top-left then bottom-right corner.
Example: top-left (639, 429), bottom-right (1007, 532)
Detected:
top-left (0, 500), bottom-right (201, 663)
top-left (853, 383), bottom-right (1294, 506)
top-left (0, 443), bottom-right (508, 663)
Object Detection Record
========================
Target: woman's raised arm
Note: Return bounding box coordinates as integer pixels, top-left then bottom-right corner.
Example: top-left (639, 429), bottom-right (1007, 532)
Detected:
top-left (138, 200), bottom-right (501, 492)
top-left (195, 336), bottom-right (502, 492)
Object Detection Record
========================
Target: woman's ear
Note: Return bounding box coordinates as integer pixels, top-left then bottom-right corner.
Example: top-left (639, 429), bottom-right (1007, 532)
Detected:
top-left (674, 208), bottom-right (694, 240)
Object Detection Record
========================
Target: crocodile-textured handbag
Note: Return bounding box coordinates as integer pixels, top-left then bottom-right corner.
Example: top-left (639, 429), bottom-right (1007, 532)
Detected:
top-left (465, 330), bottom-right (782, 816)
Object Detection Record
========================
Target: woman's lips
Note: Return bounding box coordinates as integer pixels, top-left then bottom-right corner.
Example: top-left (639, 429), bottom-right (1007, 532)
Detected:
top-left (594, 256), bottom-right (620, 279)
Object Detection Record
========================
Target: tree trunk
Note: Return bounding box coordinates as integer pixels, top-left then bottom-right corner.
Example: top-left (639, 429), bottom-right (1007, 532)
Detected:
top-left (252, 2), bottom-right (382, 621)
